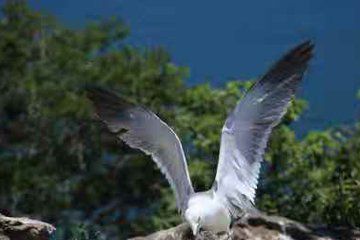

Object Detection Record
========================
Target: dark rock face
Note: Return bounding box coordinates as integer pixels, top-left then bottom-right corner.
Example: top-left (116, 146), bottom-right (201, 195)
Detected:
top-left (130, 213), bottom-right (360, 240)
top-left (0, 214), bottom-right (55, 240)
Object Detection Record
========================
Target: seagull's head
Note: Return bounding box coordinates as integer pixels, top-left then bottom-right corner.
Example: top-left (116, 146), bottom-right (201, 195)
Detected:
top-left (184, 206), bottom-right (202, 235)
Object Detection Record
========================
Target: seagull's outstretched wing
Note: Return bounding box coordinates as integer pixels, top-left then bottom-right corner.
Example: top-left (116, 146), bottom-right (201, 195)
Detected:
top-left (213, 41), bottom-right (314, 216)
top-left (87, 88), bottom-right (194, 213)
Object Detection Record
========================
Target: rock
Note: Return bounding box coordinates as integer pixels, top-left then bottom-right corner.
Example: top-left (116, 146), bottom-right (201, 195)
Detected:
top-left (130, 213), bottom-right (360, 240)
top-left (0, 214), bottom-right (55, 240)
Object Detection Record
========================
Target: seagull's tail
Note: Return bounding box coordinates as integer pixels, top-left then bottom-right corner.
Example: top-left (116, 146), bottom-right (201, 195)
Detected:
top-left (227, 195), bottom-right (261, 219)
top-left (241, 198), bottom-right (261, 217)
top-left (244, 203), bottom-right (261, 217)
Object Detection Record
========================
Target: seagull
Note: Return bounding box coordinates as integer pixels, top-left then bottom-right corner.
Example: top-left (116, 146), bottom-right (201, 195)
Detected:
top-left (87, 40), bottom-right (314, 237)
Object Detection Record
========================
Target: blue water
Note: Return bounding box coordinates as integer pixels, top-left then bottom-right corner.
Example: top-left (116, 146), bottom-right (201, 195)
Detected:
top-left (26, 0), bottom-right (360, 135)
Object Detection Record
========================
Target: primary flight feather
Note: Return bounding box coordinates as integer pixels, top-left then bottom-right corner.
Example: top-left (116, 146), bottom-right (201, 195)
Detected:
top-left (87, 40), bottom-right (314, 236)
top-left (87, 88), bottom-right (194, 213)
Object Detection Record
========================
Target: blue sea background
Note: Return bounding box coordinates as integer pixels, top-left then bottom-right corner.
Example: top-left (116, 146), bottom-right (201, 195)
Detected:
top-left (27, 0), bottom-right (360, 135)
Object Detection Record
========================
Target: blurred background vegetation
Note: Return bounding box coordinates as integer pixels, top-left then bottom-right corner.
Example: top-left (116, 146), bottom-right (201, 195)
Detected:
top-left (0, 1), bottom-right (359, 239)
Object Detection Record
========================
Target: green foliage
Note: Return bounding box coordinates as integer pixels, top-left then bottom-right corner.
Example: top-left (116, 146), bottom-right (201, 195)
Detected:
top-left (258, 126), bottom-right (360, 227)
top-left (0, 1), bottom-right (359, 239)
top-left (55, 224), bottom-right (105, 240)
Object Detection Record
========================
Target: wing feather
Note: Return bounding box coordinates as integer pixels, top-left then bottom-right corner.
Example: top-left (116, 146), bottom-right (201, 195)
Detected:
top-left (87, 88), bottom-right (194, 213)
top-left (213, 41), bottom-right (314, 217)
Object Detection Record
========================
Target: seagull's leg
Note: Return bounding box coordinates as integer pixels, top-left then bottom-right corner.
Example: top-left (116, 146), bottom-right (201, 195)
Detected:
top-left (194, 230), bottom-right (204, 240)
top-left (225, 229), bottom-right (233, 240)
top-left (196, 230), bottom-right (217, 240)
top-left (221, 226), bottom-right (233, 240)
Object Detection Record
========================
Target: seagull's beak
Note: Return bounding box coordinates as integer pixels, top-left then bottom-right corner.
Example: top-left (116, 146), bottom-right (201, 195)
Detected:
top-left (191, 222), bottom-right (200, 236)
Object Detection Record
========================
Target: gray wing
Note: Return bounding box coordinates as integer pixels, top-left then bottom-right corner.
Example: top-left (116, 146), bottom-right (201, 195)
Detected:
top-left (87, 88), bottom-right (194, 213)
top-left (213, 41), bottom-right (314, 216)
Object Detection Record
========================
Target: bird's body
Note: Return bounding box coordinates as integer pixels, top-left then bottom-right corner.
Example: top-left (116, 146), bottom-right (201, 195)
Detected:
top-left (87, 40), bottom-right (314, 237)
top-left (185, 191), bottom-right (231, 234)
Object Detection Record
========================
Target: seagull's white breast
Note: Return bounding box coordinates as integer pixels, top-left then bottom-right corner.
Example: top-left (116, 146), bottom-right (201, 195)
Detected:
top-left (185, 192), bottom-right (231, 233)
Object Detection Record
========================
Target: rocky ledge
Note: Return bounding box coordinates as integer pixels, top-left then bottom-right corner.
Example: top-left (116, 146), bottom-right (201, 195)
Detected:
top-left (0, 214), bottom-right (55, 240)
top-left (1, 213), bottom-right (359, 240)
top-left (130, 213), bottom-right (360, 240)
